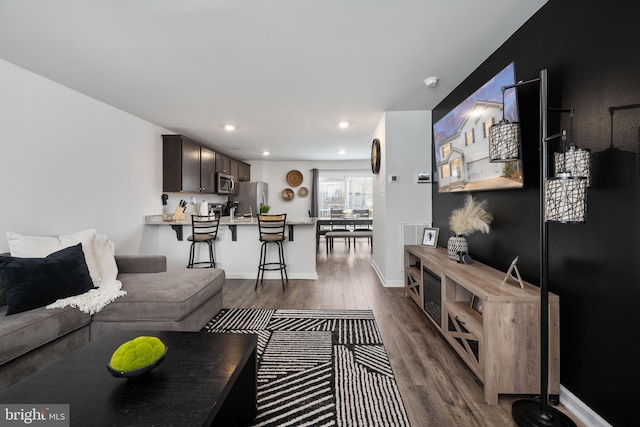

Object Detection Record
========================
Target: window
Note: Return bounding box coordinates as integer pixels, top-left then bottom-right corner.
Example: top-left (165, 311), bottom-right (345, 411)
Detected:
top-left (441, 143), bottom-right (452, 159)
top-left (318, 171), bottom-right (372, 218)
top-left (440, 164), bottom-right (451, 179)
top-left (465, 129), bottom-right (475, 146)
top-left (483, 118), bottom-right (495, 138)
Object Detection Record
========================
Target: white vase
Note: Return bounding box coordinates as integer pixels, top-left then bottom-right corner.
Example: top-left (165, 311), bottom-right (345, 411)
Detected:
top-left (447, 236), bottom-right (468, 261)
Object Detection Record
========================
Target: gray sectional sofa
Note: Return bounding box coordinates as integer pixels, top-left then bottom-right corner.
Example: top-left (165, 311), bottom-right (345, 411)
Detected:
top-left (0, 254), bottom-right (224, 389)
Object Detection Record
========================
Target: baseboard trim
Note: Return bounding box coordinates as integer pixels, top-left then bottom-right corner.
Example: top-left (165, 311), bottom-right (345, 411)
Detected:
top-left (225, 272), bottom-right (318, 280)
top-left (370, 260), bottom-right (403, 288)
top-left (370, 260), bottom-right (384, 285)
top-left (383, 279), bottom-right (404, 288)
top-left (560, 385), bottom-right (611, 427)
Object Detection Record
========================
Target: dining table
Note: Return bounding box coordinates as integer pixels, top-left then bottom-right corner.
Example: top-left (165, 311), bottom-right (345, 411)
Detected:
top-left (316, 217), bottom-right (373, 247)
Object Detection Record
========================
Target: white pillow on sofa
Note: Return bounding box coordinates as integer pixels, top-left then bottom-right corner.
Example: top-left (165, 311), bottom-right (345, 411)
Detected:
top-left (7, 228), bottom-right (105, 284)
top-left (93, 233), bottom-right (118, 283)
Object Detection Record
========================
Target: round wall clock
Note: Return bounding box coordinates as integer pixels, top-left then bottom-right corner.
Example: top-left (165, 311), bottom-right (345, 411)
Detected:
top-left (371, 138), bottom-right (381, 174)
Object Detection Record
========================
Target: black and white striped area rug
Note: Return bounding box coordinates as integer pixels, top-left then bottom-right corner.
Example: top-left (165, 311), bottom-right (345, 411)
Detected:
top-left (204, 308), bottom-right (411, 427)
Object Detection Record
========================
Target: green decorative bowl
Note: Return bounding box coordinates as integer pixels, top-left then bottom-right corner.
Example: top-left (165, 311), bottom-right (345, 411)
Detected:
top-left (107, 347), bottom-right (167, 378)
top-left (107, 336), bottom-right (168, 378)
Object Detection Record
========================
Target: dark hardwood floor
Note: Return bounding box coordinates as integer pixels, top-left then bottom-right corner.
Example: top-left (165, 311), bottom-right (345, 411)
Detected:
top-left (222, 239), bottom-right (582, 427)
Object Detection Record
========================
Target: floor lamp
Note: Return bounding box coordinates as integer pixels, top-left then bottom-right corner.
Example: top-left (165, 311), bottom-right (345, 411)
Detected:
top-left (489, 69), bottom-right (587, 427)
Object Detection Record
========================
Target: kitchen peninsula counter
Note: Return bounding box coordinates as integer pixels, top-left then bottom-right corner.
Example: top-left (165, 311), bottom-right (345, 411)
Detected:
top-left (143, 215), bottom-right (317, 280)
top-left (144, 214), bottom-right (315, 226)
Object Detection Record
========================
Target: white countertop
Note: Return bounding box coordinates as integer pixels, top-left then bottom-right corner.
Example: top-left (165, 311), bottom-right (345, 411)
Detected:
top-left (144, 214), bottom-right (316, 226)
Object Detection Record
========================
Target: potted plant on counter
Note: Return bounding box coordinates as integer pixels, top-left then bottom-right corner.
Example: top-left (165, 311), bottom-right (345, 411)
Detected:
top-left (448, 194), bottom-right (493, 261)
top-left (259, 204), bottom-right (271, 214)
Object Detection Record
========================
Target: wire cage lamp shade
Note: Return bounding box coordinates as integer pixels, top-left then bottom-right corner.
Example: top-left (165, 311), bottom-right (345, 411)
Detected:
top-left (551, 108), bottom-right (591, 187)
top-left (548, 121), bottom-right (589, 222)
top-left (488, 120), bottom-right (521, 162)
top-left (545, 173), bottom-right (587, 223)
top-left (553, 146), bottom-right (591, 187)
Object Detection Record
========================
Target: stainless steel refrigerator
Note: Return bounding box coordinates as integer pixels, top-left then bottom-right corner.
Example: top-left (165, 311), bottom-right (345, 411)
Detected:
top-left (229, 181), bottom-right (268, 215)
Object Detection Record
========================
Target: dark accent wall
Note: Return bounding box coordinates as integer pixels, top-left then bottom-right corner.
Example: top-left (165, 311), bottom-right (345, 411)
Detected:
top-left (431, 1), bottom-right (639, 425)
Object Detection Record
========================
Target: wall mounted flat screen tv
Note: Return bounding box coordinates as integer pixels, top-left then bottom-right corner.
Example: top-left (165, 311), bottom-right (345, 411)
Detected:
top-left (433, 62), bottom-right (523, 193)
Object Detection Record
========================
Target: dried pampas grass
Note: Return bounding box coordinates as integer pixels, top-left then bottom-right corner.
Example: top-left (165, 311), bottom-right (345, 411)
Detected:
top-left (449, 195), bottom-right (493, 236)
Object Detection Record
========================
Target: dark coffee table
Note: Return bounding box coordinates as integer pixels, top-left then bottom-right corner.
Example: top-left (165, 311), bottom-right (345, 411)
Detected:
top-left (0, 330), bottom-right (257, 426)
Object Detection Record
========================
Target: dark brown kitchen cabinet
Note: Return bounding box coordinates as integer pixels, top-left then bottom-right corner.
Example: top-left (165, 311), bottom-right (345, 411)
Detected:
top-left (163, 135), bottom-right (216, 193)
top-left (215, 153), bottom-right (231, 175)
top-left (199, 146), bottom-right (216, 193)
top-left (238, 162), bottom-right (251, 181)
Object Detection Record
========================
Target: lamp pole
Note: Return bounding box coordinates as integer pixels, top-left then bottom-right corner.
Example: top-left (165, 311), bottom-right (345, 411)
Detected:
top-left (540, 68), bottom-right (551, 419)
top-left (511, 69), bottom-right (577, 427)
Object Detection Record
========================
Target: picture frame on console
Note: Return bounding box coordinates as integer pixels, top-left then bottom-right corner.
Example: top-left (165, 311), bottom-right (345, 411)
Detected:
top-left (470, 294), bottom-right (484, 318)
top-left (421, 227), bottom-right (439, 247)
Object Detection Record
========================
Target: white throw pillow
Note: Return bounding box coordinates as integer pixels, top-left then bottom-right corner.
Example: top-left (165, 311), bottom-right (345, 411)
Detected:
top-left (61, 229), bottom-right (101, 283)
top-left (94, 234), bottom-right (118, 284)
top-left (7, 232), bottom-right (67, 258)
top-left (6, 229), bottom-right (103, 284)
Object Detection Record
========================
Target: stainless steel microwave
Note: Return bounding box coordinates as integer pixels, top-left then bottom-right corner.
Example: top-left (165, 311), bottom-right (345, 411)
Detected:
top-left (216, 173), bottom-right (235, 194)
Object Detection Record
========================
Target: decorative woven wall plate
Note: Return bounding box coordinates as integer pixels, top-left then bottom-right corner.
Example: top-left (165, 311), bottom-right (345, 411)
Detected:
top-left (281, 188), bottom-right (294, 201)
top-left (286, 170), bottom-right (303, 187)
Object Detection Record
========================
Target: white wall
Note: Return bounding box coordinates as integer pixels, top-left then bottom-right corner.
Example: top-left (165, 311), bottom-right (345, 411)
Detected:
top-left (371, 111), bottom-right (433, 287)
top-left (0, 58), bottom-right (168, 255)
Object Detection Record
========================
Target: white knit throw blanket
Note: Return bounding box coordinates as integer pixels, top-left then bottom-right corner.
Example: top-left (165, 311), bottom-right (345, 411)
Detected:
top-left (46, 279), bottom-right (127, 315)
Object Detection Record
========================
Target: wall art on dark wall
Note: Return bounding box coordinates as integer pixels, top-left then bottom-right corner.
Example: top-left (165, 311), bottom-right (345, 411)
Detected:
top-left (433, 62), bottom-right (523, 193)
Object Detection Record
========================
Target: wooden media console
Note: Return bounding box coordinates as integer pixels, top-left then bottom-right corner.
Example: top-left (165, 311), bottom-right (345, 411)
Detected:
top-left (404, 245), bottom-right (560, 405)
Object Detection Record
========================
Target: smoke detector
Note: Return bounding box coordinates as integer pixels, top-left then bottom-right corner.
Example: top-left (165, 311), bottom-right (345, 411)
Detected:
top-left (424, 77), bottom-right (439, 88)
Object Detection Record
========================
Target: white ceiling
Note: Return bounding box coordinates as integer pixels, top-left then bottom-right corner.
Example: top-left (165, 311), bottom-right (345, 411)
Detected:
top-left (0, 0), bottom-right (546, 161)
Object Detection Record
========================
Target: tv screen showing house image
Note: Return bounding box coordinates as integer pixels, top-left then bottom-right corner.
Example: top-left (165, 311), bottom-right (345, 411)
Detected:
top-left (433, 62), bottom-right (523, 193)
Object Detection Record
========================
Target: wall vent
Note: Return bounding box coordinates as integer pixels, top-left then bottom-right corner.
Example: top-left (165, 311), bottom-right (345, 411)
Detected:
top-left (400, 223), bottom-right (431, 269)
top-left (401, 223), bottom-right (430, 246)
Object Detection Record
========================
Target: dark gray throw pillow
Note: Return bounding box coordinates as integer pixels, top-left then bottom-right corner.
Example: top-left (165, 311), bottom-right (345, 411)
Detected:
top-left (0, 243), bottom-right (94, 315)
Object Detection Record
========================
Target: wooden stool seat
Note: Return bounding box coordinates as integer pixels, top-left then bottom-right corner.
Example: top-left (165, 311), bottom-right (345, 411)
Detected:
top-left (188, 234), bottom-right (216, 242)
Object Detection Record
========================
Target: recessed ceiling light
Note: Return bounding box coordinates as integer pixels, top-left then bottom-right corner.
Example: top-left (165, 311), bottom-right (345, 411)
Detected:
top-left (339, 150), bottom-right (346, 155)
top-left (424, 77), bottom-right (439, 88)
top-left (338, 121), bottom-right (349, 129)
top-left (262, 151), bottom-right (270, 156)
top-left (224, 124), bottom-right (236, 131)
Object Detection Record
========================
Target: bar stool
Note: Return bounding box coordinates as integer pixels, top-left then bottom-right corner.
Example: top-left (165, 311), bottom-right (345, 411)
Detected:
top-left (187, 214), bottom-right (220, 268)
top-left (255, 214), bottom-right (288, 290)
